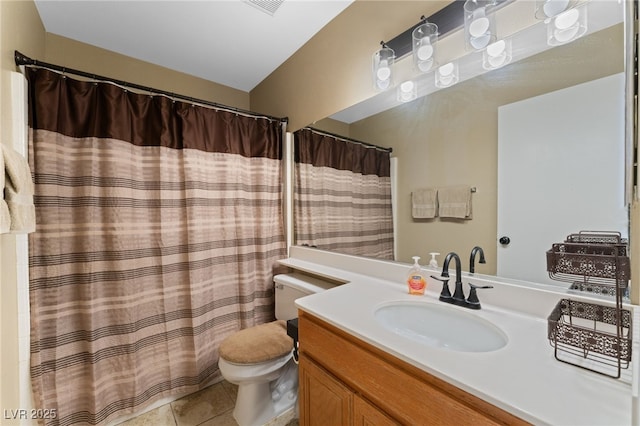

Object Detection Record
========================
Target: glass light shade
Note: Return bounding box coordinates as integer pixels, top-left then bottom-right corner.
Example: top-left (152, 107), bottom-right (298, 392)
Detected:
top-left (412, 22), bottom-right (438, 73)
top-left (482, 39), bottom-right (512, 70)
top-left (535, 0), bottom-right (575, 19)
top-left (372, 46), bottom-right (395, 91)
top-left (547, 7), bottom-right (587, 46)
top-left (397, 80), bottom-right (417, 103)
top-left (435, 62), bottom-right (459, 88)
top-left (464, 0), bottom-right (497, 51)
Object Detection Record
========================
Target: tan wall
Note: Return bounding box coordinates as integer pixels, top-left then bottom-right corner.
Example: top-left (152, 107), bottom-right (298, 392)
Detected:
top-left (45, 34), bottom-right (249, 110)
top-left (312, 117), bottom-right (350, 136)
top-left (44, 33), bottom-right (250, 109)
top-left (352, 83), bottom-right (499, 272)
top-left (1, 0), bottom-right (46, 421)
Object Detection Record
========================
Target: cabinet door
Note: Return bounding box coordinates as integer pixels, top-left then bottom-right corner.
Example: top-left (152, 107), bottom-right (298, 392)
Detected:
top-left (299, 356), bottom-right (352, 426)
top-left (354, 395), bottom-right (399, 426)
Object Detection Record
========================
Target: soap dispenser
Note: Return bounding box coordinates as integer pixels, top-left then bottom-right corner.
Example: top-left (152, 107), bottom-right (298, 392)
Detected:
top-left (429, 252), bottom-right (440, 269)
top-left (407, 256), bottom-right (427, 295)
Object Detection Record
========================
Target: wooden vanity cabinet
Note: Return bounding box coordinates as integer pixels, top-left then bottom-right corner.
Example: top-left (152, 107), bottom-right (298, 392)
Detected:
top-left (298, 311), bottom-right (529, 426)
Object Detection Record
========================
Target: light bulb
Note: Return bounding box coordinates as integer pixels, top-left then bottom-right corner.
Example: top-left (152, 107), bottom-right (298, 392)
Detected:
top-left (483, 39), bottom-right (511, 70)
top-left (551, 9), bottom-right (581, 44)
top-left (542, 0), bottom-right (570, 17)
top-left (468, 7), bottom-right (492, 49)
top-left (400, 81), bottom-right (414, 92)
top-left (412, 22), bottom-right (438, 74)
top-left (376, 60), bottom-right (391, 81)
top-left (376, 79), bottom-right (390, 90)
top-left (436, 62), bottom-right (458, 87)
top-left (439, 63), bottom-right (455, 76)
top-left (554, 9), bottom-right (579, 29)
top-left (469, 16), bottom-right (490, 37)
top-left (417, 59), bottom-right (434, 73)
top-left (486, 39), bottom-right (506, 57)
top-left (397, 80), bottom-right (417, 102)
top-left (470, 34), bottom-right (491, 49)
top-left (417, 42), bottom-right (434, 61)
top-left (372, 45), bottom-right (394, 91)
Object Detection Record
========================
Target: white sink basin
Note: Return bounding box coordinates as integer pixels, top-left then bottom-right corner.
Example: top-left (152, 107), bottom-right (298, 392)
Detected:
top-left (374, 301), bottom-right (508, 353)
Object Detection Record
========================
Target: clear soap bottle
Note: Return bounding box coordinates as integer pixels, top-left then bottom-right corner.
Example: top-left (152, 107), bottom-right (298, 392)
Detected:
top-left (429, 252), bottom-right (440, 269)
top-left (407, 256), bottom-right (427, 295)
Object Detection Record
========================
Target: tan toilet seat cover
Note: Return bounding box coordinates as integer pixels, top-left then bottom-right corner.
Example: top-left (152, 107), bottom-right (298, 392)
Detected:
top-left (219, 320), bottom-right (293, 364)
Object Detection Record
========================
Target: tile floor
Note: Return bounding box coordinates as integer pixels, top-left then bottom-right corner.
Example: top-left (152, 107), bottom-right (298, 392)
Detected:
top-left (117, 380), bottom-right (299, 426)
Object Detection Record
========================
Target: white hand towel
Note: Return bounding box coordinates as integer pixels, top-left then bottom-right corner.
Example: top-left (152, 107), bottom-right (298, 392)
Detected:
top-left (2, 144), bottom-right (35, 233)
top-left (0, 145), bottom-right (9, 233)
top-left (438, 185), bottom-right (472, 219)
top-left (412, 188), bottom-right (438, 219)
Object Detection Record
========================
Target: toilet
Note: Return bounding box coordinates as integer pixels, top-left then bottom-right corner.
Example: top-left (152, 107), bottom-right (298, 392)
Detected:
top-left (218, 273), bottom-right (336, 426)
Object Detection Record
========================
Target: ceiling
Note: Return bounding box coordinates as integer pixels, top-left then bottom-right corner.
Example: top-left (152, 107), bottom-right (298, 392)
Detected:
top-left (33, 0), bottom-right (354, 92)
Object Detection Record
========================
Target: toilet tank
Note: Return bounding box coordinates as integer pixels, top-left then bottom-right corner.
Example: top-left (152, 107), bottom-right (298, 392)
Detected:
top-left (274, 273), bottom-right (339, 321)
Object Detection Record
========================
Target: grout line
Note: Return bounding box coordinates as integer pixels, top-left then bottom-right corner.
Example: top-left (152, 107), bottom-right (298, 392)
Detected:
top-left (169, 400), bottom-right (179, 426)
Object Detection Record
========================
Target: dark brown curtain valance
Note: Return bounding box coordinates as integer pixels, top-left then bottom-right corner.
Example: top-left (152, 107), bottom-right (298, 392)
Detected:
top-left (26, 68), bottom-right (282, 159)
top-left (294, 128), bottom-right (391, 177)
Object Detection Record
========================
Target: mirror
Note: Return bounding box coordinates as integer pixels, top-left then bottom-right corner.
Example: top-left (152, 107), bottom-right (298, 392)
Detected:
top-left (294, 3), bottom-right (629, 290)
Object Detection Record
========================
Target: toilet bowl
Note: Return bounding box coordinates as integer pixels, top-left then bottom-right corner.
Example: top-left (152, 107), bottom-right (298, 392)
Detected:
top-left (218, 351), bottom-right (296, 426)
top-left (217, 273), bottom-right (336, 426)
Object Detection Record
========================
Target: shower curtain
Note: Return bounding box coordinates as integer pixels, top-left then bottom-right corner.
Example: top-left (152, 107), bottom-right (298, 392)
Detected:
top-left (26, 68), bottom-right (286, 425)
top-left (294, 128), bottom-right (393, 259)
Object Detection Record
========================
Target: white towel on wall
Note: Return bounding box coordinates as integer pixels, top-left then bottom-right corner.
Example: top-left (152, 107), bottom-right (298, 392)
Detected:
top-left (438, 185), bottom-right (472, 219)
top-left (2, 143), bottom-right (36, 233)
top-left (411, 188), bottom-right (438, 219)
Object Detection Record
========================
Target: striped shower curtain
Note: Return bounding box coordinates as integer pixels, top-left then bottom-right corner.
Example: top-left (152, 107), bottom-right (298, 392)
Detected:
top-left (26, 68), bottom-right (286, 425)
top-left (294, 128), bottom-right (393, 259)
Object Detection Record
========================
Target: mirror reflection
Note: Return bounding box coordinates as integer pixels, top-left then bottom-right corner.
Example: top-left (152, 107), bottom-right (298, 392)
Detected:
top-left (294, 2), bottom-right (628, 291)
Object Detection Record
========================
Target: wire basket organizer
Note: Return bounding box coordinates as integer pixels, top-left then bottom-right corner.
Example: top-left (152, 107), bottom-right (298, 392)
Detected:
top-left (548, 299), bottom-right (632, 377)
top-left (546, 231), bottom-right (631, 378)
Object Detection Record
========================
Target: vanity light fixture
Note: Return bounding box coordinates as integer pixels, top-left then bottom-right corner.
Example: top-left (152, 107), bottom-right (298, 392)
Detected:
top-left (373, 42), bottom-right (395, 91)
top-left (482, 39), bottom-right (512, 70)
top-left (546, 7), bottom-right (587, 46)
top-left (435, 62), bottom-right (459, 88)
top-left (535, 0), bottom-right (576, 19)
top-left (464, 0), bottom-right (497, 51)
top-left (412, 18), bottom-right (439, 73)
top-left (397, 80), bottom-right (418, 102)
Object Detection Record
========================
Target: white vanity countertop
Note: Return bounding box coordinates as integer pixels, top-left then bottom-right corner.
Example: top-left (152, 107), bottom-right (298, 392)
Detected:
top-left (283, 257), bottom-right (634, 426)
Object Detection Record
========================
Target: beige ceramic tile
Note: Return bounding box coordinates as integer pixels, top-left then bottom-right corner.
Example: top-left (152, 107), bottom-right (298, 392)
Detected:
top-left (265, 407), bottom-right (296, 426)
top-left (117, 404), bottom-right (176, 426)
top-left (197, 409), bottom-right (237, 426)
top-left (220, 380), bottom-right (238, 401)
top-left (171, 383), bottom-right (234, 426)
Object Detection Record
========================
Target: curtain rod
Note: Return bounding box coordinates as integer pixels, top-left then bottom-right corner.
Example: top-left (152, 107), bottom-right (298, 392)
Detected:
top-left (303, 127), bottom-right (393, 153)
top-left (14, 50), bottom-right (288, 124)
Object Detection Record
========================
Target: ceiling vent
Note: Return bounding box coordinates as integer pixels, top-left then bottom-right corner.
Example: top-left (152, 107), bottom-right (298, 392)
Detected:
top-left (244, 0), bottom-right (285, 16)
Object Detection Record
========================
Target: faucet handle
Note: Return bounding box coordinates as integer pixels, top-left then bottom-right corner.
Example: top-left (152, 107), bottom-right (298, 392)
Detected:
top-left (430, 275), bottom-right (453, 302)
top-left (465, 283), bottom-right (493, 309)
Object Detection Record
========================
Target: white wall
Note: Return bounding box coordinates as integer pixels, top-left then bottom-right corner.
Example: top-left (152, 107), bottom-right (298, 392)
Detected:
top-left (498, 73), bottom-right (627, 286)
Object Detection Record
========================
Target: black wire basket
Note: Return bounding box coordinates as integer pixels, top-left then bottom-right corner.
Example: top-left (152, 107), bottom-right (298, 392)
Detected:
top-left (546, 231), bottom-right (631, 378)
top-left (548, 299), bottom-right (632, 378)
